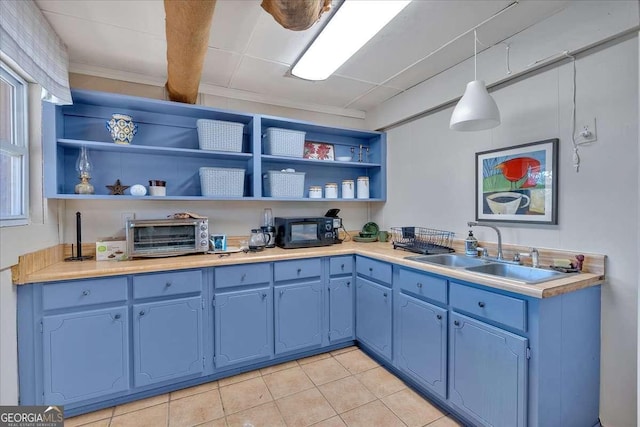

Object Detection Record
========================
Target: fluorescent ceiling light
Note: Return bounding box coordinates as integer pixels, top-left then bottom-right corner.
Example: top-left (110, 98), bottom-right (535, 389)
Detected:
top-left (292, 0), bottom-right (412, 81)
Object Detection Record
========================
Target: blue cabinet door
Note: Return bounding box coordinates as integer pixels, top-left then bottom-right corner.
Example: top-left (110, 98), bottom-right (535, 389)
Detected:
top-left (395, 293), bottom-right (447, 399)
top-left (355, 277), bottom-right (392, 360)
top-left (449, 312), bottom-right (528, 427)
top-left (42, 307), bottom-right (129, 405)
top-left (133, 297), bottom-right (203, 387)
top-left (329, 277), bottom-right (354, 342)
top-left (275, 281), bottom-right (323, 354)
top-left (215, 288), bottom-right (272, 368)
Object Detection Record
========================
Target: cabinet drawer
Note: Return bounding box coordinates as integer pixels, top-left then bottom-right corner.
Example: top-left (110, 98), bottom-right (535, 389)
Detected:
top-left (356, 257), bottom-right (392, 285)
top-left (215, 263), bottom-right (271, 289)
top-left (43, 277), bottom-right (128, 311)
top-left (398, 268), bottom-right (447, 304)
top-left (450, 282), bottom-right (526, 332)
top-left (330, 256), bottom-right (353, 276)
top-left (133, 270), bottom-right (202, 299)
top-left (274, 258), bottom-right (321, 282)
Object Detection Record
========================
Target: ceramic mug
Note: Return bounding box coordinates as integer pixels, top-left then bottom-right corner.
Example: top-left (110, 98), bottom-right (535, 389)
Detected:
top-left (378, 230), bottom-right (389, 242)
top-left (486, 192), bottom-right (530, 215)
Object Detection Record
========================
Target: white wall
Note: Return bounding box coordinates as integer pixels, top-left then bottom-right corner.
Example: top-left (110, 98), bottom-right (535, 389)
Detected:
top-left (0, 84), bottom-right (60, 404)
top-left (372, 35), bottom-right (639, 427)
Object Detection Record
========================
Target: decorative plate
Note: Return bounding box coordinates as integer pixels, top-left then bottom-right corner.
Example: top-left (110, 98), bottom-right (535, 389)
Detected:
top-left (353, 236), bottom-right (378, 243)
top-left (362, 222), bottom-right (380, 235)
top-left (304, 142), bottom-right (335, 160)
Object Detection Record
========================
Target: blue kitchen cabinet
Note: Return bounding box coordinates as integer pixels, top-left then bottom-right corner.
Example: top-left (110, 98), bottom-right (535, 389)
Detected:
top-left (274, 281), bottom-right (324, 354)
top-left (449, 312), bottom-right (528, 427)
top-left (42, 306), bottom-right (129, 405)
top-left (355, 277), bottom-right (392, 360)
top-left (214, 288), bottom-right (272, 368)
top-left (328, 277), bottom-right (354, 342)
top-left (395, 292), bottom-right (447, 399)
top-left (133, 297), bottom-right (203, 387)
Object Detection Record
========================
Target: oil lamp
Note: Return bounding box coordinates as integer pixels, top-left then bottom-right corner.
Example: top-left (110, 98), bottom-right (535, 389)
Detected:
top-left (74, 146), bottom-right (94, 194)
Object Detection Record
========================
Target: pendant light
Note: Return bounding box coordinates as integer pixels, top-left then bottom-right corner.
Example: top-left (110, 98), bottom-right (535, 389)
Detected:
top-left (450, 30), bottom-right (500, 131)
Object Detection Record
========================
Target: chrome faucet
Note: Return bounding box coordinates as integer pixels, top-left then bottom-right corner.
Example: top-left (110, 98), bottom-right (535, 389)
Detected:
top-left (467, 221), bottom-right (504, 261)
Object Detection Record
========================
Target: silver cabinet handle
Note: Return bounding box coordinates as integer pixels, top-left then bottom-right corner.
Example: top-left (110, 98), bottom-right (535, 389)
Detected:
top-left (297, 268), bottom-right (302, 274)
top-left (383, 292), bottom-right (388, 297)
top-left (139, 310), bottom-right (145, 316)
top-left (436, 314), bottom-right (442, 320)
top-left (82, 290), bottom-right (90, 296)
top-left (114, 314), bottom-right (121, 320)
top-left (417, 282), bottom-right (423, 288)
top-left (478, 301), bottom-right (485, 308)
top-left (341, 264), bottom-right (345, 270)
top-left (280, 290), bottom-right (284, 297)
top-left (241, 273), bottom-right (246, 281)
top-left (454, 320), bottom-right (460, 326)
top-left (261, 293), bottom-right (267, 300)
top-left (346, 281), bottom-right (351, 287)
top-left (165, 282), bottom-right (172, 287)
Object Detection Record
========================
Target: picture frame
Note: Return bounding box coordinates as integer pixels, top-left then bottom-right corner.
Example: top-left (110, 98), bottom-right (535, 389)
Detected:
top-left (303, 142), bottom-right (335, 160)
top-left (476, 138), bottom-right (558, 224)
top-left (210, 234), bottom-right (227, 251)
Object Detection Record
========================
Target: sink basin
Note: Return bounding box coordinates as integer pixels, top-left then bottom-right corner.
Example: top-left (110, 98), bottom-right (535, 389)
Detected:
top-left (464, 263), bottom-right (569, 284)
top-left (406, 254), bottom-right (491, 268)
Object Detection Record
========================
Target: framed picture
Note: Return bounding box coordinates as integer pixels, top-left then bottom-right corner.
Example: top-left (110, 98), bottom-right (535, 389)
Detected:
top-left (210, 234), bottom-right (227, 251)
top-left (476, 138), bottom-right (558, 224)
top-left (304, 142), bottom-right (335, 160)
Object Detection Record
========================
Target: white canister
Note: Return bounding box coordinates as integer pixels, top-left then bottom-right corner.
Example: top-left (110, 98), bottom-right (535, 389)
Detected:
top-left (341, 180), bottom-right (354, 199)
top-left (309, 186), bottom-right (323, 199)
top-left (325, 183), bottom-right (338, 199)
top-left (357, 176), bottom-right (370, 199)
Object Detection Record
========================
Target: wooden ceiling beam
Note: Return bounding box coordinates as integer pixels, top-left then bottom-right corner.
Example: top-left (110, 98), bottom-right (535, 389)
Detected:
top-left (164, 0), bottom-right (216, 104)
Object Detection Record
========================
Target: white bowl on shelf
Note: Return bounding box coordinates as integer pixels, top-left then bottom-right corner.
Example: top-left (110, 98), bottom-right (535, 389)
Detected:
top-left (335, 156), bottom-right (352, 162)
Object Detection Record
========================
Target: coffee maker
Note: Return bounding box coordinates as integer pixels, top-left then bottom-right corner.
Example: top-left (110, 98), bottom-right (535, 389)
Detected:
top-left (325, 209), bottom-right (343, 244)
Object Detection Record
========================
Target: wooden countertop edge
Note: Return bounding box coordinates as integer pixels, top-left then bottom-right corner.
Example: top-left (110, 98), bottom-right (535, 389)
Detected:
top-left (13, 242), bottom-right (604, 299)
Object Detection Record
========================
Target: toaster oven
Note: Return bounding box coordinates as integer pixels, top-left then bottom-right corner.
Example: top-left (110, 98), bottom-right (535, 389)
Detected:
top-left (126, 218), bottom-right (209, 258)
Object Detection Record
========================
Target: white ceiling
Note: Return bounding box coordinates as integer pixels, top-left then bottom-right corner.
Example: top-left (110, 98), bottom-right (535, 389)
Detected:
top-left (36, 0), bottom-right (570, 115)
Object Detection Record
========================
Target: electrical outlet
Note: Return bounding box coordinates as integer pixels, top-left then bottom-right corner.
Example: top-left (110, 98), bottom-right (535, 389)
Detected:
top-left (121, 212), bottom-right (135, 226)
top-left (576, 117), bottom-right (597, 143)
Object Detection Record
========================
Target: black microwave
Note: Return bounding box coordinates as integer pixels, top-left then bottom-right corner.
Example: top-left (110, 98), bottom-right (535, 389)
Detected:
top-left (275, 217), bottom-right (335, 249)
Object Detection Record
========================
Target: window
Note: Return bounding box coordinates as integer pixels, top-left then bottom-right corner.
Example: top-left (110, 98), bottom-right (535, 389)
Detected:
top-left (0, 62), bottom-right (29, 226)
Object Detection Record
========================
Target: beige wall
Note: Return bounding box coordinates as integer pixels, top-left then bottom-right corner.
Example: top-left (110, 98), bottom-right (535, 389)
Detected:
top-left (0, 84), bottom-right (60, 404)
top-left (373, 35), bottom-right (639, 426)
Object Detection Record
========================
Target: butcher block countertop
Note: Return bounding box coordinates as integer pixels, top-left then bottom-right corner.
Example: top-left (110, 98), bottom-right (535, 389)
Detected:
top-left (12, 241), bottom-right (605, 299)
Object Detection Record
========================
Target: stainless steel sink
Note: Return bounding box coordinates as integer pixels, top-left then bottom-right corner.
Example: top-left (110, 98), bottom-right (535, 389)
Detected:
top-left (464, 263), bottom-right (570, 284)
top-left (406, 254), bottom-right (491, 268)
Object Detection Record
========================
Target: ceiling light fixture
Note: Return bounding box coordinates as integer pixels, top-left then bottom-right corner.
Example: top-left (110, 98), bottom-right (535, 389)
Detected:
top-left (449, 29), bottom-right (501, 131)
top-left (292, 0), bottom-right (412, 81)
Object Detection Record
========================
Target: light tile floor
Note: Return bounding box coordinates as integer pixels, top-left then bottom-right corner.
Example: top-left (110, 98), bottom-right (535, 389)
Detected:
top-left (65, 347), bottom-right (463, 427)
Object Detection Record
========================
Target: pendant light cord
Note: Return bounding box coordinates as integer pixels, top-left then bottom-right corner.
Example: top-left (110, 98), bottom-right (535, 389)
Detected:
top-left (474, 29), bottom-right (477, 80)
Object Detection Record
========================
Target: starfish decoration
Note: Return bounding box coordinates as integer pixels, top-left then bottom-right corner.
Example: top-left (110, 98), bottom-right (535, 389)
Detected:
top-left (106, 179), bottom-right (130, 195)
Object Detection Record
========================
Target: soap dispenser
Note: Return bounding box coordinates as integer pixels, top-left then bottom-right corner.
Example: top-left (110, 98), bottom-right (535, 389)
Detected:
top-left (465, 230), bottom-right (478, 256)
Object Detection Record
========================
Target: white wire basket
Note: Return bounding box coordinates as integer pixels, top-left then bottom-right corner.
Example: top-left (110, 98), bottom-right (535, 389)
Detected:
top-left (263, 170), bottom-right (305, 198)
top-left (196, 119), bottom-right (244, 152)
top-left (199, 167), bottom-right (245, 197)
top-left (263, 128), bottom-right (305, 157)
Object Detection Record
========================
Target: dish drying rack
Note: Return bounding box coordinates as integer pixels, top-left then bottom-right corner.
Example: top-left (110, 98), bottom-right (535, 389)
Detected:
top-left (391, 227), bottom-right (455, 255)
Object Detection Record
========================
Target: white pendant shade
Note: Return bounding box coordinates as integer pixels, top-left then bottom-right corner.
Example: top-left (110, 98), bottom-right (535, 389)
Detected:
top-left (449, 80), bottom-right (501, 131)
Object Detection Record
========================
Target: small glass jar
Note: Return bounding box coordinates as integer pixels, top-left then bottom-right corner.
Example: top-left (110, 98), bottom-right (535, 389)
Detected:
top-left (325, 183), bottom-right (338, 199)
top-left (309, 186), bottom-right (323, 198)
top-left (341, 180), bottom-right (354, 199)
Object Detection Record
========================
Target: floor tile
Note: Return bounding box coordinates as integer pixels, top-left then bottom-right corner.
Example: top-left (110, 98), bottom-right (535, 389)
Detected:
top-left (300, 357), bottom-right (350, 386)
top-left (170, 381), bottom-right (218, 400)
top-left (195, 417), bottom-right (227, 427)
top-left (356, 366), bottom-right (406, 398)
top-left (318, 376), bottom-right (376, 414)
top-left (169, 389), bottom-right (224, 426)
top-left (334, 350), bottom-right (378, 375)
top-left (276, 388), bottom-right (337, 427)
top-left (311, 416), bottom-right (347, 427)
top-left (71, 420), bottom-right (109, 427)
top-left (340, 400), bottom-right (405, 427)
top-left (219, 376), bottom-right (273, 414)
top-left (426, 415), bottom-right (464, 427)
top-left (297, 352), bottom-right (332, 365)
top-left (225, 402), bottom-right (286, 427)
top-left (260, 360), bottom-right (299, 376)
top-left (113, 393), bottom-right (168, 416)
top-left (64, 407), bottom-right (113, 427)
top-left (329, 346), bottom-right (358, 357)
top-left (110, 403), bottom-right (168, 427)
top-left (263, 365), bottom-right (315, 399)
top-left (382, 388), bottom-right (445, 427)
top-left (218, 370), bottom-right (261, 387)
